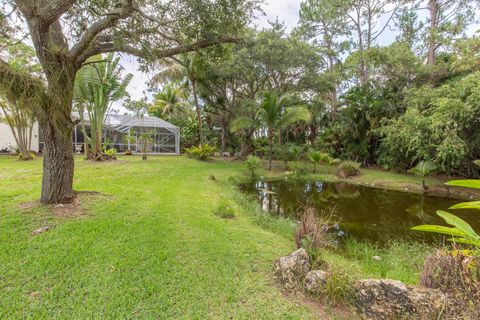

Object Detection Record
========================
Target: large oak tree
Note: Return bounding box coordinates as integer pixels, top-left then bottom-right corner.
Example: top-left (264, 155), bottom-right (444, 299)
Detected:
top-left (0, 0), bottom-right (257, 203)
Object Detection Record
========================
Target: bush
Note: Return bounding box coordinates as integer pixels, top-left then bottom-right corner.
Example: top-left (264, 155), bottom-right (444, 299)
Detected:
top-left (336, 161), bottom-right (360, 178)
top-left (213, 197), bottom-right (235, 219)
top-left (185, 144), bottom-right (217, 161)
top-left (105, 148), bottom-right (117, 159)
top-left (244, 155), bottom-right (262, 178)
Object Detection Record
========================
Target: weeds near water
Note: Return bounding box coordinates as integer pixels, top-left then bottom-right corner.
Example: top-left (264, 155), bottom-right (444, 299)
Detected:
top-left (213, 197), bottom-right (236, 219)
top-left (295, 206), bottom-right (338, 266)
top-left (421, 250), bottom-right (480, 318)
top-left (322, 270), bottom-right (354, 306)
top-left (340, 237), bottom-right (431, 284)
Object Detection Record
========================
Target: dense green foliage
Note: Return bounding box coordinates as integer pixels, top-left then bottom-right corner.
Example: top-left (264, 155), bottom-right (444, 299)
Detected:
top-left (185, 144), bottom-right (217, 160)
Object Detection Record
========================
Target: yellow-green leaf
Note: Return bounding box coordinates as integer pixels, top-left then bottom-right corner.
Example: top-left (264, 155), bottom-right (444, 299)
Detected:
top-left (449, 201), bottom-right (480, 210)
top-left (446, 180), bottom-right (480, 190)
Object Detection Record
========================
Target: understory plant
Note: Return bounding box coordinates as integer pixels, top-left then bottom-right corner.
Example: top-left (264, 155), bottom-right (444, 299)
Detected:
top-left (408, 160), bottom-right (437, 190)
top-left (320, 152), bottom-right (341, 174)
top-left (336, 161), bottom-right (360, 178)
top-left (308, 150), bottom-right (322, 173)
top-left (185, 144), bottom-right (217, 161)
top-left (245, 155), bottom-right (261, 178)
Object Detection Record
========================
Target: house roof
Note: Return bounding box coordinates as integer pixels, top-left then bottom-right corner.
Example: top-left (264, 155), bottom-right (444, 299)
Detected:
top-left (72, 112), bottom-right (179, 133)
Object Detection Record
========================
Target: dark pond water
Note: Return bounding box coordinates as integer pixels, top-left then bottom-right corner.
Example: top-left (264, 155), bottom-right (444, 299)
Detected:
top-left (240, 180), bottom-right (480, 244)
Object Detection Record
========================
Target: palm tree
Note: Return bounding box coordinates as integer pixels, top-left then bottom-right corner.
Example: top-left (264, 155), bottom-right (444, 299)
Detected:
top-left (152, 53), bottom-right (204, 143)
top-left (245, 155), bottom-right (262, 178)
top-left (74, 53), bottom-right (132, 160)
top-left (232, 91), bottom-right (311, 170)
top-left (308, 151), bottom-right (322, 173)
top-left (150, 85), bottom-right (188, 120)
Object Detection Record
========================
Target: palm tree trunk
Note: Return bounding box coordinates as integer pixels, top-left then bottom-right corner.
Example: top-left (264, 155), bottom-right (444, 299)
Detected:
top-left (191, 79), bottom-right (203, 145)
top-left (268, 129), bottom-right (273, 171)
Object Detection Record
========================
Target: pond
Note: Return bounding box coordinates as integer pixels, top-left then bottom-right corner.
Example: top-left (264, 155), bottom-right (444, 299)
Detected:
top-left (239, 180), bottom-right (480, 244)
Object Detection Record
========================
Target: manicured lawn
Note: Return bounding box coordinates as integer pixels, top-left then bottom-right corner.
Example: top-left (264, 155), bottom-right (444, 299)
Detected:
top-left (0, 155), bottom-right (438, 319)
top-left (0, 156), bottom-right (319, 319)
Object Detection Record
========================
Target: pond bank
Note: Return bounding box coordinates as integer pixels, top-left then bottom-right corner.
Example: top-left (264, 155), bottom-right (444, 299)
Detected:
top-left (225, 158), bottom-right (480, 200)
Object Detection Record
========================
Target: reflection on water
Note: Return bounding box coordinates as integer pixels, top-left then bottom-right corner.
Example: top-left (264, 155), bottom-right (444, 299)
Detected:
top-left (240, 180), bottom-right (480, 244)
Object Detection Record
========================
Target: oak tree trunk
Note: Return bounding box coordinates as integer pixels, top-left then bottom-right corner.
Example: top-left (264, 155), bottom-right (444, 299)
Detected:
top-left (40, 116), bottom-right (75, 203)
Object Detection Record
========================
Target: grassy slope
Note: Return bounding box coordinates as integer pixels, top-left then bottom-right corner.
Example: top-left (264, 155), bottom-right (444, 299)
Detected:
top-left (0, 156), bottom-right (438, 319)
top-left (0, 156), bottom-right (317, 319)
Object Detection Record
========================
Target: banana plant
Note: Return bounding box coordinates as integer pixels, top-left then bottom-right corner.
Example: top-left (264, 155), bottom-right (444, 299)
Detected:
top-left (412, 179), bottom-right (480, 250)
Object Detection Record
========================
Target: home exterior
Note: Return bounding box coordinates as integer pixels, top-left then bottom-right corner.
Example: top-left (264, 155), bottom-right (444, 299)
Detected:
top-left (0, 122), bottom-right (40, 153)
top-left (0, 113), bottom-right (180, 155)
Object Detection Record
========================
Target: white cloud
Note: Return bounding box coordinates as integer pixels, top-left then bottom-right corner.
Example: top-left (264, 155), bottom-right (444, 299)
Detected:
top-left (256, 0), bottom-right (302, 30)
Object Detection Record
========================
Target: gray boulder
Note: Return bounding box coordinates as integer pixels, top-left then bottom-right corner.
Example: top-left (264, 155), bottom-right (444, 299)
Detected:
top-left (304, 270), bottom-right (328, 295)
top-left (274, 248), bottom-right (310, 290)
top-left (353, 279), bottom-right (447, 320)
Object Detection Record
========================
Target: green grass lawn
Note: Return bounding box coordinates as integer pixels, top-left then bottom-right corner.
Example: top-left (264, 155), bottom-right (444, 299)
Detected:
top-left (0, 155), bottom-right (435, 319)
top-left (0, 156), bottom-right (323, 319)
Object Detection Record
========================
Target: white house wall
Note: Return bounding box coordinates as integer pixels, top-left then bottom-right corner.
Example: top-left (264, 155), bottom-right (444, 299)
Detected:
top-left (0, 121), bottom-right (40, 152)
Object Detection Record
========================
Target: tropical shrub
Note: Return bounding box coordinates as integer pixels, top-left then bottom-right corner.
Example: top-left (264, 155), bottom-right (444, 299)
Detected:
top-left (185, 144), bottom-right (217, 161)
top-left (408, 160), bottom-right (437, 190)
top-left (290, 145), bottom-right (306, 174)
top-left (105, 148), bottom-right (117, 160)
top-left (273, 144), bottom-right (294, 170)
top-left (308, 151), bottom-right (322, 173)
top-left (336, 161), bottom-right (360, 178)
top-left (245, 155), bottom-right (261, 178)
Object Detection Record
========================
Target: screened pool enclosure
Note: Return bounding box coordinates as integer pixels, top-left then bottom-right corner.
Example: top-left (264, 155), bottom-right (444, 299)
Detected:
top-left (39, 113), bottom-right (180, 155)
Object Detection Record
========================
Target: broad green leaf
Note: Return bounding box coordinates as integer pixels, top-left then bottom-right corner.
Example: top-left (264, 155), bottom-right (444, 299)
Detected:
top-left (437, 210), bottom-right (479, 239)
top-left (446, 180), bottom-right (480, 190)
top-left (449, 201), bottom-right (480, 210)
top-left (447, 238), bottom-right (480, 246)
top-left (411, 225), bottom-right (467, 237)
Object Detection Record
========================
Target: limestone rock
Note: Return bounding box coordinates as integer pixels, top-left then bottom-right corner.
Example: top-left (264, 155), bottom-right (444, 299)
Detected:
top-left (353, 279), bottom-right (447, 320)
top-left (304, 270), bottom-right (328, 295)
top-left (274, 248), bottom-right (310, 290)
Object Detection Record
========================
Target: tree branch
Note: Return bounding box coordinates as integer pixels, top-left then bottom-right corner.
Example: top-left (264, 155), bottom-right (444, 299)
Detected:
top-left (70, 0), bottom-right (135, 64)
top-left (78, 35), bottom-right (241, 65)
